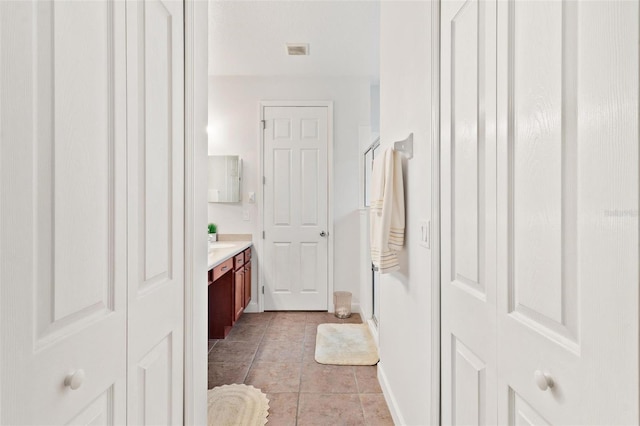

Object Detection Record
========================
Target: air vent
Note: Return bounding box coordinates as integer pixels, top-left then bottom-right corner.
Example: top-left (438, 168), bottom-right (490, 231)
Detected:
top-left (286, 43), bottom-right (309, 56)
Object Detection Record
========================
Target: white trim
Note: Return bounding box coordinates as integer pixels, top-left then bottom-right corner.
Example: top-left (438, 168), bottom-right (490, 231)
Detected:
top-left (430, 1), bottom-right (442, 425)
top-left (366, 318), bottom-right (379, 347)
top-left (258, 100), bottom-right (335, 312)
top-left (358, 207), bottom-right (373, 322)
top-left (183, 0), bottom-right (208, 424)
top-left (378, 362), bottom-right (407, 426)
top-left (360, 300), bottom-right (372, 326)
top-left (257, 102), bottom-right (265, 312)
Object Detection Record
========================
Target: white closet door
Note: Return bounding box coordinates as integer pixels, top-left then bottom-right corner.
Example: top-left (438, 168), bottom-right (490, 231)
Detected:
top-left (440, 0), bottom-right (498, 424)
top-left (495, 1), bottom-right (639, 424)
top-left (443, 0), bottom-right (639, 424)
top-left (0, 1), bottom-right (127, 423)
top-left (126, 0), bottom-right (185, 423)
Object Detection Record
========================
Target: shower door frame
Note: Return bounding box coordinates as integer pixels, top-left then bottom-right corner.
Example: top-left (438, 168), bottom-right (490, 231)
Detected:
top-left (363, 138), bottom-right (381, 325)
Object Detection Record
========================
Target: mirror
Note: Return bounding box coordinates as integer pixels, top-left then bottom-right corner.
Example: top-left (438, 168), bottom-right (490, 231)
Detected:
top-left (208, 155), bottom-right (242, 203)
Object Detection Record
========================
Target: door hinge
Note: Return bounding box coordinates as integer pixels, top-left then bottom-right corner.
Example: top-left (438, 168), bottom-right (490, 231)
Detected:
top-left (262, 231), bottom-right (265, 239)
top-left (262, 286), bottom-right (265, 294)
top-left (263, 176), bottom-right (266, 185)
top-left (261, 120), bottom-right (266, 130)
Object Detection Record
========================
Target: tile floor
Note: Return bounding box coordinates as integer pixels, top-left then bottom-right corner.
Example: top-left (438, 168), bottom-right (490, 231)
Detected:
top-left (208, 311), bottom-right (394, 426)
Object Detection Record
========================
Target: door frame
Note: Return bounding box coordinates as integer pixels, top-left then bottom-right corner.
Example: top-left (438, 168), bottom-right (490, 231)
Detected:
top-left (258, 100), bottom-right (335, 312)
top-left (183, 0), bottom-right (208, 424)
top-left (430, 0), bottom-right (442, 425)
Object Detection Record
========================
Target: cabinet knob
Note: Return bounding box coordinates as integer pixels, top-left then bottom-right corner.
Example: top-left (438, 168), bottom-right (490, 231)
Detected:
top-left (534, 370), bottom-right (554, 391)
top-left (64, 369), bottom-right (85, 390)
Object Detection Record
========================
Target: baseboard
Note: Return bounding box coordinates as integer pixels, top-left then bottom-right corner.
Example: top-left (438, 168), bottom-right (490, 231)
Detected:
top-left (359, 303), bottom-right (372, 324)
top-left (378, 361), bottom-right (407, 426)
top-left (358, 303), bottom-right (377, 346)
top-left (367, 318), bottom-right (379, 347)
top-left (251, 302), bottom-right (360, 315)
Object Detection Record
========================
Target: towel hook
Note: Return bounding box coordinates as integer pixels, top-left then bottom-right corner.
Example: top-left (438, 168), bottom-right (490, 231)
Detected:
top-left (393, 133), bottom-right (413, 159)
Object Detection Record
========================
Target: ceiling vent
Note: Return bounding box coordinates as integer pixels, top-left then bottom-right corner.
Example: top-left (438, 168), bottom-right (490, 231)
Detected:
top-left (286, 43), bottom-right (309, 56)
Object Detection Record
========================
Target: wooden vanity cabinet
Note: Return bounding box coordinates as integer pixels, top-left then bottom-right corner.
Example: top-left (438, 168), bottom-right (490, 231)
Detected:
top-left (208, 246), bottom-right (252, 339)
top-left (208, 258), bottom-right (234, 339)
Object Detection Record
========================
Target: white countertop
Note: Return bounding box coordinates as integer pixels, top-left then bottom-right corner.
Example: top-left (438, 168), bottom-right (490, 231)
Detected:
top-left (207, 240), bottom-right (253, 270)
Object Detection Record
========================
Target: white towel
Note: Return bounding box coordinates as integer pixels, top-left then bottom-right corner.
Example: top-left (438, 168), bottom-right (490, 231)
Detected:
top-left (370, 148), bottom-right (405, 273)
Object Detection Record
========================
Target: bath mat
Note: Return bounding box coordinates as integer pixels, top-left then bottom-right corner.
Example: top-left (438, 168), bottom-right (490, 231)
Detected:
top-left (315, 323), bottom-right (379, 365)
top-left (207, 384), bottom-right (269, 426)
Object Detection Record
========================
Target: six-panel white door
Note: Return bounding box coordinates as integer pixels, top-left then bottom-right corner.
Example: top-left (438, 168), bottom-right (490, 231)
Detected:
top-left (441, 0), bottom-right (639, 424)
top-left (0, 1), bottom-right (128, 423)
top-left (263, 106), bottom-right (329, 311)
top-left (126, 0), bottom-right (185, 423)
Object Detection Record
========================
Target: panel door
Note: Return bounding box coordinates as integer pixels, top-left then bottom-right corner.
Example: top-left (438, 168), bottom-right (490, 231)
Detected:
top-left (126, 0), bottom-right (185, 423)
top-left (495, 1), bottom-right (639, 424)
top-left (0, 1), bottom-right (127, 423)
top-left (235, 269), bottom-right (245, 321)
top-left (263, 106), bottom-right (329, 311)
top-left (441, 0), bottom-right (498, 424)
top-left (244, 260), bottom-right (252, 307)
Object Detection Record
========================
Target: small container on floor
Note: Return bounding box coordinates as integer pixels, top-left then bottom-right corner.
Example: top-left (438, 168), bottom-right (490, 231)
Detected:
top-left (333, 291), bottom-right (352, 318)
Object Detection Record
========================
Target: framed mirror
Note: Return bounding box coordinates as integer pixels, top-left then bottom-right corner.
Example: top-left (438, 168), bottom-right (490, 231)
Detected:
top-left (208, 155), bottom-right (242, 203)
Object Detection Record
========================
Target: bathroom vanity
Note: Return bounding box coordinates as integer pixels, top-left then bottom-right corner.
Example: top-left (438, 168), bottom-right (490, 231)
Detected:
top-left (208, 241), bottom-right (252, 339)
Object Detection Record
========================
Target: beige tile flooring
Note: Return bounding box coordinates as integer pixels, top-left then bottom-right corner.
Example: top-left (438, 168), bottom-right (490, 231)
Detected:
top-left (208, 311), bottom-right (394, 426)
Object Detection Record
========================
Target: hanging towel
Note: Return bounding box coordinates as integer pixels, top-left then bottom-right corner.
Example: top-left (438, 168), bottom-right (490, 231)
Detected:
top-left (370, 148), bottom-right (405, 273)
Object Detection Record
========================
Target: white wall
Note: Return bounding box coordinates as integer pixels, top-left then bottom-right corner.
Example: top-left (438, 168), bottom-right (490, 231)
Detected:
top-left (208, 75), bottom-right (371, 310)
top-left (370, 84), bottom-right (380, 135)
top-left (377, 2), bottom-right (434, 425)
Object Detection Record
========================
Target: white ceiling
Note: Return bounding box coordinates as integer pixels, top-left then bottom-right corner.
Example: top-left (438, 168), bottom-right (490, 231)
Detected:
top-left (208, 1), bottom-right (380, 79)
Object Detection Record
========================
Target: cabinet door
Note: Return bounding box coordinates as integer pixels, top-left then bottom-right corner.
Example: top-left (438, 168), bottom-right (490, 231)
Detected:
top-left (244, 260), bottom-right (252, 308)
top-left (234, 269), bottom-right (244, 322)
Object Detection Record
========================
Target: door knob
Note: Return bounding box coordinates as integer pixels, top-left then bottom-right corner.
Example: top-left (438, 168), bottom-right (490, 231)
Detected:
top-left (320, 231), bottom-right (328, 237)
top-left (64, 369), bottom-right (86, 390)
top-left (534, 370), bottom-right (554, 391)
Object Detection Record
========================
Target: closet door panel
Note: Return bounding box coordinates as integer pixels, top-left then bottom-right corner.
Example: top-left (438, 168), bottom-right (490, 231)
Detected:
top-left (507, 0), bottom-right (577, 344)
top-left (126, 0), bottom-right (185, 423)
top-left (440, 0), bottom-right (498, 424)
top-left (0, 1), bottom-right (127, 423)
top-left (496, 1), bottom-right (639, 424)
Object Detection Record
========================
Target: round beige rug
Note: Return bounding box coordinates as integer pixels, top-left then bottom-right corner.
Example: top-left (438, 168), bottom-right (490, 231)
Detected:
top-left (207, 384), bottom-right (270, 426)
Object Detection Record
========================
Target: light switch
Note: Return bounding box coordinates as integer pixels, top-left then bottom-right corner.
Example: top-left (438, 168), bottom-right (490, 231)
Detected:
top-left (419, 220), bottom-right (430, 249)
top-left (248, 191), bottom-right (256, 203)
